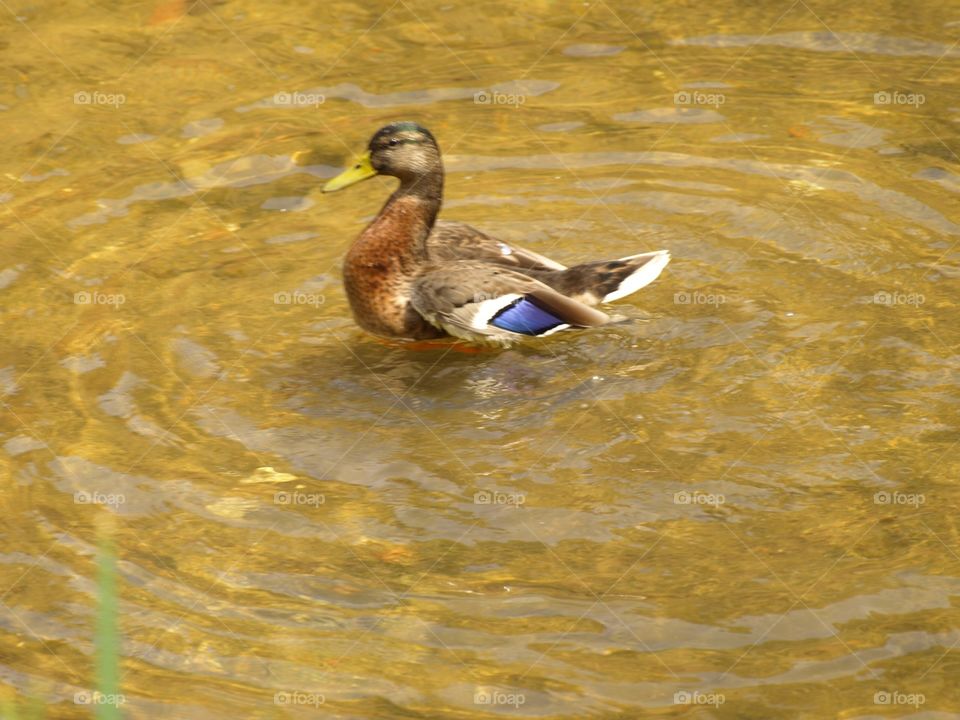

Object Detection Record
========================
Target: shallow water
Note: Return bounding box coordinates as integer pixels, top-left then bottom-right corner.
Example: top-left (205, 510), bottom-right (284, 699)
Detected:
top-left (2, 0), bottom-right (960, 717)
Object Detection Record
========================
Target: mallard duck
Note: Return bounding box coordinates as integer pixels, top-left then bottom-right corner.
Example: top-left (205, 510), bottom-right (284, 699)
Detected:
top-left (322, 121), bottom-right (670, 345)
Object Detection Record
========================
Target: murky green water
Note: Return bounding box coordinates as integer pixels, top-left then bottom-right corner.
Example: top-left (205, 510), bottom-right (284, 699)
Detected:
top-left (2, 0), bottom-right (960, 717)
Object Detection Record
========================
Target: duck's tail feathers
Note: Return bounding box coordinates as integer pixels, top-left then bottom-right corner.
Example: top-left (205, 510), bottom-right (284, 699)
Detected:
top-left (599, 249), bottom-right (671, 302)
top-left (535, 249), bottom-right (670, 305)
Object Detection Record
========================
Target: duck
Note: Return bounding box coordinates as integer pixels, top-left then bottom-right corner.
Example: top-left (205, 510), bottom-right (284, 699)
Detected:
top-left (322, 121), bottom-right (670, 345)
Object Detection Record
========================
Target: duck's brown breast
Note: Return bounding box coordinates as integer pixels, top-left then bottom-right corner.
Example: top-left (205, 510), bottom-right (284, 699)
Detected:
top-left (341, 196), bottom-right (446, 339)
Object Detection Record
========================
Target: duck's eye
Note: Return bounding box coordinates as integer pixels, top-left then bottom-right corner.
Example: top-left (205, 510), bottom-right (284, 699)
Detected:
top-left (388, 138), bottom-right (400, 147)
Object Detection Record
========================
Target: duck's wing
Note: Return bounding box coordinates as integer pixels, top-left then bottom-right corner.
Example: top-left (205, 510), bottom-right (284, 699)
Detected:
top-left (410, 262), bottom-right (610, 344)
top-left (428, 220), bottom-right (568, 272)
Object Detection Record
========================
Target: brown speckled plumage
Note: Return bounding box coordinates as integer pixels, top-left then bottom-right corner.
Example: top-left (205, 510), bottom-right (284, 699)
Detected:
top-left (343, 195), bottom-right (446, 339)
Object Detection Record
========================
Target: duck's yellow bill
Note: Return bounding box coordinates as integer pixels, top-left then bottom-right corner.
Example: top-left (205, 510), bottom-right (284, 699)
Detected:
top-left (322, 151), bottom-right (377, 192)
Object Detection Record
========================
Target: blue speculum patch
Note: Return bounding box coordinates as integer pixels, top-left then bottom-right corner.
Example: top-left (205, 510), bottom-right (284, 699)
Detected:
top-left (490, 297), bottom-right (565, 335)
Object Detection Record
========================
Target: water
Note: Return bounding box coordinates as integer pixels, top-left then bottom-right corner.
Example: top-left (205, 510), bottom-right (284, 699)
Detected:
top-left (2, 0), bottom-right (959, 717)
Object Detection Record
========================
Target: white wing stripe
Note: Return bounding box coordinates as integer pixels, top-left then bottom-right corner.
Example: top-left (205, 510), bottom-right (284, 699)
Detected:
top-left (470, 293), bottom-right (524, 329)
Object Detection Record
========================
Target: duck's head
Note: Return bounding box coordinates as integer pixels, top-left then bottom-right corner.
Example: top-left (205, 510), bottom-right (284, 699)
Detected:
top-left (322, 122), bottom-right (441, 193)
